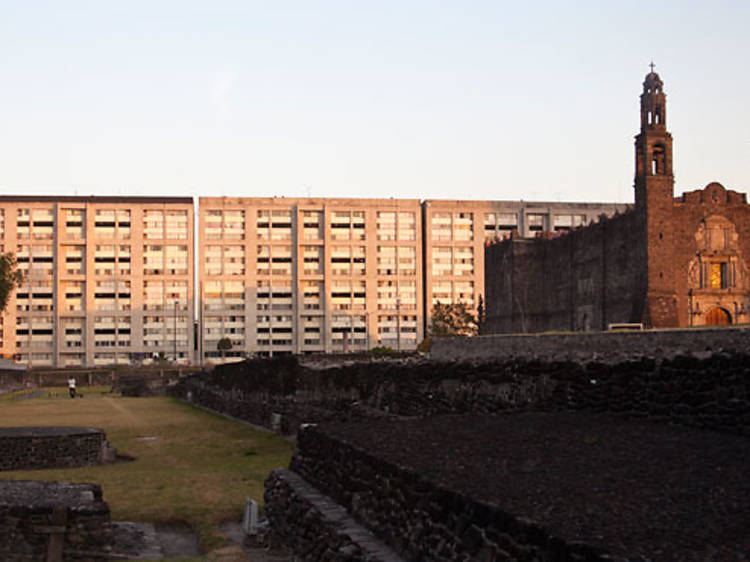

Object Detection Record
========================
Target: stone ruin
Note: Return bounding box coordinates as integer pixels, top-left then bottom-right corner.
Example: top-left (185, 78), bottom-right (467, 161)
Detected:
top-left (0, 480), bottom-right (113, 561)
top-left (0, 427), bottom-right (119, 560)
top-left (0, 427), bottom-right (117, 472)
top-left (170, 353), bottom-right (750, 560)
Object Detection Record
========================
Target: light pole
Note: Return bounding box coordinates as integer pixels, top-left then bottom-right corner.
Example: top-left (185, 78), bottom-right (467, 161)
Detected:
top-left (365, 311), bottom-right (370, 352)
top-left (173, 300), bottom-right (178, 363)
top-left (396, 296), bottom-right (401, 352)
top-left (113, 259), bottom-right (118, 367)
top-left (350, 313), bottom-right (355, 353)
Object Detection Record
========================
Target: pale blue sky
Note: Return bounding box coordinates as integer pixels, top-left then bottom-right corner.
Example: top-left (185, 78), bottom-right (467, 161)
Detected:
top-left (1, 1), bottom-right (748, 203)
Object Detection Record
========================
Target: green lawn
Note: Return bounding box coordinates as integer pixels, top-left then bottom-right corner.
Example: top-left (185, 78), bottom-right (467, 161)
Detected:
top-left (0, 389), bottom-right (293, 555)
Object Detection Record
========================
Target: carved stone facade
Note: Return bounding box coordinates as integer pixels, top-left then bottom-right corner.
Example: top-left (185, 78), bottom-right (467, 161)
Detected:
top-left (485, 70), bottom-right (750, 332)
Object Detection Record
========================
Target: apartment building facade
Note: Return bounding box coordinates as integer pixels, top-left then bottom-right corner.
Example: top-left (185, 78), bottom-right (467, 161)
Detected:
top-left (0, 196), bottom-right (194, 367)
top-left (198, 197), bottom-right (423, 359)
top-left (0, 195), bottom-right (628, 367)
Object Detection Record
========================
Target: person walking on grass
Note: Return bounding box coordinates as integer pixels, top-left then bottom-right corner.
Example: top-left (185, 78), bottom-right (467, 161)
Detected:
top-left (68, 376), bottom-right (76, 399)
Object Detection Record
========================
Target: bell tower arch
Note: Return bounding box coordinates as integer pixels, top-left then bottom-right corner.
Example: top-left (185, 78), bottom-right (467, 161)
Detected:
top-left (633, 64), bottom-right (678, 327)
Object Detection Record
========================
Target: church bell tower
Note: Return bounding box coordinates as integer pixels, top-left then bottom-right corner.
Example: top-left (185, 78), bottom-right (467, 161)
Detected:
top-left (633, 64), bottom-right (678, 327)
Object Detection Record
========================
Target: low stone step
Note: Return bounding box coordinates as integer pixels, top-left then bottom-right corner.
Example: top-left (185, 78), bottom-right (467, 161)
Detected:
top-left (265, 468), bottom-right (403, 562)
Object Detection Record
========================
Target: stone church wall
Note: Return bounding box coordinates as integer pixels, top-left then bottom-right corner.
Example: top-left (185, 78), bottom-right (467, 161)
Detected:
top-left (672, 183), bottom-right (750, 327)
top-left (485, 211), bottom-right (639, 334)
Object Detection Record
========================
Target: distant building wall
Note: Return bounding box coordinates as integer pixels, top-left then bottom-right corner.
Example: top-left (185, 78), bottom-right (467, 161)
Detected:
top-left (485, 211), bottom-right (640, 333)
top-left (0, 195), bottom-right (629, 367)
top-left (0, 196), bottom-right (195, 368)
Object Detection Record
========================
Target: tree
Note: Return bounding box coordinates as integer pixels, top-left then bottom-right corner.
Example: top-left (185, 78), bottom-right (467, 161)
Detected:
top-left (476, 294), bottom-right (486, 335)
top-left (429, 302), bottom-right (478, 337)
top-left (0, 253), bottom-right (23, 313)
top-left (217, 337), bottom-right (233, 359)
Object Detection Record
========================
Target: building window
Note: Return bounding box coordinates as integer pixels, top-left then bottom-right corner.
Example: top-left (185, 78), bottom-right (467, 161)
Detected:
top-left (431, 213), bottom-right (451, 242)
top-left (64, 209), bottom-right (85, 239)
top-left (708, 262), bottom-right (730, 290)
top-left (144, 210), bottom-right (164, 239)
top-left (553, 214), bottom-right (586, 231)
top-left (453, 212), bottom-right (473, 242)
top-left (527, 214), bottom-right (545, 233)
top-left (302, 210), bottom-right (323, 240)
top-left (166, 210), bottom-right (188, 239)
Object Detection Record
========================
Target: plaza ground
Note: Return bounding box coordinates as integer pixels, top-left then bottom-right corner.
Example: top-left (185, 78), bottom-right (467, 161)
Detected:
top-left (0, 387), bottom-right (293, 559)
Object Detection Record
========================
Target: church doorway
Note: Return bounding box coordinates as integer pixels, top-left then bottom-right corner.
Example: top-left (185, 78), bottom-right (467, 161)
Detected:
top-left (705, 307), bottom-right (732, 325)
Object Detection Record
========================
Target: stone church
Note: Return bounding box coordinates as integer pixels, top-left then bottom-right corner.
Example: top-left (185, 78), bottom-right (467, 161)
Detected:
top-left (484, 69), bottom-right (750, 333)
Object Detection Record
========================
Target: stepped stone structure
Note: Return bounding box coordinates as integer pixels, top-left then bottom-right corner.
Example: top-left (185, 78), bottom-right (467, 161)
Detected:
top-left (169, 351), bottom-right (750, 559)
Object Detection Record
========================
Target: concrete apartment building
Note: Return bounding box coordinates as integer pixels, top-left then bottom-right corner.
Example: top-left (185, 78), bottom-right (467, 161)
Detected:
top-left (0, 195), bottom-right (627, 367)
top-left (0, 196), bottom-right (195, 368)
top-left (198, 197), bottom-right (423, 359)
top-left (199, 197), bottom-right (630, 360)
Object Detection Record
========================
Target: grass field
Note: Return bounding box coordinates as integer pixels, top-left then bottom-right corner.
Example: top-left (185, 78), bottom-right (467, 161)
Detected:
top-left (0, 387), bottom-right (293, 556)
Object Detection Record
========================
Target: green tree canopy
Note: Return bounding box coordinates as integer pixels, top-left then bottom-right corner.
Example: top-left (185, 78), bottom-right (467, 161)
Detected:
top-left (429, 302), bottom-right (478, 337)
top-left (0, 253), bottom-right (23, 313)
top-left (217, 337), bottom-right (233, 358)
top-left (476, 294), bottom-right (486, 335)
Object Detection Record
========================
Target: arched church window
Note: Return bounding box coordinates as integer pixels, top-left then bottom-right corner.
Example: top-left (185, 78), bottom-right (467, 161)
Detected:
top-left (709, 262), bottom-right (728, 289)
top-left (651, 145), bottom-right (665, 175)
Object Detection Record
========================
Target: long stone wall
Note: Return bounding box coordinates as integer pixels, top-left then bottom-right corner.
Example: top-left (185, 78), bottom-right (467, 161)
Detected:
top-left (0, 367), bottom-right (198, 397)
top-left (169, 357), bottom-right (555, 435)
top-left (0, 369), bottom-right (26, 394)
top-left (280, 424), bottom-right (608, 561)
top-left (432, 326), bottom-right (750, 364)
top-left (171, 352), bottom-right (750, 437)
top-left (0, 480), bottom-right (113, 561)
top-left (0, 427), bottom-right (115, 471)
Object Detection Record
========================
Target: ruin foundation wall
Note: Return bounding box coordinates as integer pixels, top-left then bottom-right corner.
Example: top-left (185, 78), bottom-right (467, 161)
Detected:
top-left (0, 427), bottom-right (112, 471)
top-left (171, 352), bottom-right (750, 437)
top-left (432, 326), bottom-right (750, 364)
top-left (0, 480), bottom-right (112, 561)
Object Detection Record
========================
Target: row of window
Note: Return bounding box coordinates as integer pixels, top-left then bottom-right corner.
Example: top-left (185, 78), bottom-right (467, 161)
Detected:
top-left (0, 208), bottom-right (597, 244)
top-left (0, 209), bottom-right (189, 240)
top-left (12, 244), bottom-right (189, 276)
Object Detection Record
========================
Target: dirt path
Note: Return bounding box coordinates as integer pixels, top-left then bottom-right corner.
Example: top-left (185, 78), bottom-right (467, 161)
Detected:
top-left (101, 396), bottom-right (145, 427)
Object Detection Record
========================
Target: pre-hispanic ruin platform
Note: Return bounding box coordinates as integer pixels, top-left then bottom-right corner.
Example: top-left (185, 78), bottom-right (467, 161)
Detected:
top-left (281, 413), bottom-right (750, 561)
